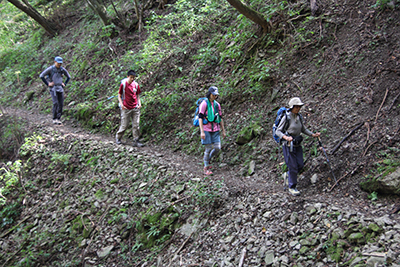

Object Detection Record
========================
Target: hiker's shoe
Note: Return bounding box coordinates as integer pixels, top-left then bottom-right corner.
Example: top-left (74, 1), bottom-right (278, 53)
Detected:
top-left (132, 139), bottom-right (144, 147)
top-left (116, 139), bottom-right (122, 145)
top-left (53, 119), bottom-right (58, 124)
top-left (288, 187), bottom-right (300, 196)
top-left (56, 119), bottom-right (62, 125)
top-left (282, 172), bottom-right (288, 188)
top-left (204, 167), bottom-right (213, 176)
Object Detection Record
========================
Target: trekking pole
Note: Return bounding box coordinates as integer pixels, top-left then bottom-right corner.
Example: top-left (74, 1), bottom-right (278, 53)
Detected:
top-left (318, 137), bottom-right (337, 182)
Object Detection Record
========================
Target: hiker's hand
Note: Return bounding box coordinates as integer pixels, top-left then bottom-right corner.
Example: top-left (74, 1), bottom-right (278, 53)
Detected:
top-left (49, 82), bottom-right (54, 87)
top-left (312, 132), bottom-right (321, 138)
top-left (137, 103), bottom-right (142, 109)
top-left (121, 105), bottom-right (127, 110)
top-left (222, 130), bottom-right (226, 138)
top-left (284, 135), bottom-right (293, 142)
top-left (62, 83), bottom-right (66, 87)
top-left (200, 132), bottom-right (205, 140)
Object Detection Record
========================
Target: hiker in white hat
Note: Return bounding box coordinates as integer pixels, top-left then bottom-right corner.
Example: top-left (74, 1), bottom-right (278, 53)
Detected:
top-left (275, 97), bottom-right (321, 196)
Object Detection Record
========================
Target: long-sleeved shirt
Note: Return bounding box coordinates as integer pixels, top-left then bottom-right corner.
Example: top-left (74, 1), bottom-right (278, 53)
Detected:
top-left (39, 65), bottom-right (71, 93)
top-left (276, 111), bottom-right (313, 144)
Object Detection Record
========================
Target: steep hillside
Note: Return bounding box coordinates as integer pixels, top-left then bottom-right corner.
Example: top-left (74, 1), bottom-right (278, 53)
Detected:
top-left (1, 0), bottom-right (400, 265)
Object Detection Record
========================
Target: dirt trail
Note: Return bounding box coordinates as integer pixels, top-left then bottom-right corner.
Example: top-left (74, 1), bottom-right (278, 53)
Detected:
top-left (2, 106), bottom-right (399, 217)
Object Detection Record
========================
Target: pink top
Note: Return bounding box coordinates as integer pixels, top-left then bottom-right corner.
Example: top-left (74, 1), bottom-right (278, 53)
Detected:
top-left (199, 100), bottom-right (222, 132)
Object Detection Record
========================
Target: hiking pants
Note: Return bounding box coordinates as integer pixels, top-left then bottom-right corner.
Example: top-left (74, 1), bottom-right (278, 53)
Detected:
top-left (282, 144), bottom-right (304, 189)
top-left (202, 131), bottom-right (221, 167)
top-left (116, 108), bottom-right (140, 141)
top-left (50, 90), bottom-right (64, 120)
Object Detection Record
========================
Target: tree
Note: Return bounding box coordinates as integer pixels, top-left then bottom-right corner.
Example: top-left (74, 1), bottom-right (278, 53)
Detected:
top-left (225, 0), bottom-right (271, 33)
top-left (7, 0), bottom-right (58, 37)
top-left (85, 0), bottom-right (112, 26)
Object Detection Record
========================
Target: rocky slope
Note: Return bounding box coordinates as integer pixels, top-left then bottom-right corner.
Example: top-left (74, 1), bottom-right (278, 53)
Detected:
top-left (0, 107), bottom-right (400, 266)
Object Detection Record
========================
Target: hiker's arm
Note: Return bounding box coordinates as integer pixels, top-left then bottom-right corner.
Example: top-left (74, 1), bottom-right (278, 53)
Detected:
top-left (199, 119), bottom-right (205, 140)
top-left (40, 77), bottom-right (49, 86)
top-left (220, 119), bottom-right (226, 138)
top-left (62, 69), bottom-right (71, 87)
top-left (137, 95), bottom-right (142, 109)
top-left (276, 116), bottom-right (292, 141)
top-left (118, 94), bottom-right (126, 110)
top-left (39, 68), bottom-right (50, 86)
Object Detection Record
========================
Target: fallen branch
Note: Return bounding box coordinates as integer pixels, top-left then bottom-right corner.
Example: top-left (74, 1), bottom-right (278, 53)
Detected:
top-left (167, 232), bottom-right (193, 267)
top-left (364, 122), bottom-right (370, 148)
top-left (331, 122), bottom-right (364, 155)
top-left (328, 165), bottom-right (361, 192)
top-left (0, 216), bottom-right (31, 238)
top-left (375, 88), bottom-right (389, 124)
top-left (362, 140), bottom-right (378, 157)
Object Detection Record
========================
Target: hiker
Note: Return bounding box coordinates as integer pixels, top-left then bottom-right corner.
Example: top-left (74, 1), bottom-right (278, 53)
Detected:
top-left (199, 86), bottom-right (226, 175)
top-left (115, 70), bottom-right (144, 147)
top-left (275, 97), bottom-right (320, 196)
top-left (39, 56), bottom-right (71, 125)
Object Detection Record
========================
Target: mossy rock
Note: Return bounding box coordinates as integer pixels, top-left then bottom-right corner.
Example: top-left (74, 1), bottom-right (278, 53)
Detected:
top-left (368, 223), bottom-right (381, 233)
top-left (347, 232), bottom-right (365, 244)
top-left (236, 123), bottom-right (262, 145)
top-left (70, 216), bottom-right (92, 239)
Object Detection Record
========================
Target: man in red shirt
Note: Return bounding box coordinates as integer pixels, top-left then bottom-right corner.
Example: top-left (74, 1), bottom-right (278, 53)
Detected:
top-left (116, 70), bottom-right (144, 147)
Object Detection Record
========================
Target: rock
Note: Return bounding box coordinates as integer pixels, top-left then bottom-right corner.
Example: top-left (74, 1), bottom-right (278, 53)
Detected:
top-left (264, 250), bottom-right (275, 265)
top-left (377, 166), bottom-right (400, 195)
top-left (97, 245), bottom-right (114, 258)
top-left (248, 160), bottom-right (255, 176)
top-left (310, 174), bottom-right (318, 184)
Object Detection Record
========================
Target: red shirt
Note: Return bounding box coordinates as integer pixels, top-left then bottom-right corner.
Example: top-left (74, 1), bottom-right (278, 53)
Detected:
top-left (119, 80), bottom-right (141, 109)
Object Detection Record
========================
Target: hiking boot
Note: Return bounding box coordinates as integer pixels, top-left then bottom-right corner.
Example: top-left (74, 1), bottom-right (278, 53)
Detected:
top-left (56, 119), bottom-right (62, 125)
top-left (204, 167), bottom-right (213, 176)
top-left (116, 138), bottom-right (122, 145)
top-left (288, 187), bottom-right (300, 196)
top-left (53, 119), bottom-right (58, 124)
top-left (132, 139), bottom-right (144, 147)
top-left (282, 172), bottom-right (288, 189)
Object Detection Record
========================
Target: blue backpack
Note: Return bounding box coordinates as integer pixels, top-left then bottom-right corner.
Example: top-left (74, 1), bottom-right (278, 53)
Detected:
top-left (272, 107), bottom-right (303, 144)
top-left (193, 97), bottom-right (208, 126)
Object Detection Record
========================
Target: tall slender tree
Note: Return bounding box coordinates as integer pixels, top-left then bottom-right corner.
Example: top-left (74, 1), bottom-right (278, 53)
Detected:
top-left (7, 0), bottom-right (58, 36)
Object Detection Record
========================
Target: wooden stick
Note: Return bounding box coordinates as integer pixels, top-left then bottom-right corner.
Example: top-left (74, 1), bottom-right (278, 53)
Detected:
top-left (364, 122), bottom-right (370, 148)
top-left (167, 233), bottom-right (193, 267)
top-left (375, 88), bottom-right (389, 123)
top-left (0, 216), bottom-right (31, 238)
top-left (328, 165), bottom-right (361, 192)
top-left (331, 122), bottom-right (364, 155)
top-left (362, 140), bottom-right (378, 157)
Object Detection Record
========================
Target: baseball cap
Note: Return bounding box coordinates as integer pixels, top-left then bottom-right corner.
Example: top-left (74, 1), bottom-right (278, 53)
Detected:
top-left (54, 56), bottom-right (63, 63)
top-left (208, 86), bottom-right (219, 95)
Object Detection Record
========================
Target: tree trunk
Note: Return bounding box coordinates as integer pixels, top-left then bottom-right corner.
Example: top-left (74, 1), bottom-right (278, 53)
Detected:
top-left (7, 0), bottom-right (57, 36)
top-left (86, 0), bottom-right (112, 26)
top-left (225, 0), bottom-right (271, 33)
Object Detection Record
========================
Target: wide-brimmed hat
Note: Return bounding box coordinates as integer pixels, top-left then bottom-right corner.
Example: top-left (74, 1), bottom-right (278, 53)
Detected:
top-left (208, 86), bottom-right (219, 95)
top-left (54, 56), bottom-right (63, 63)
top-left (288, 97), bottom-right (304, 109)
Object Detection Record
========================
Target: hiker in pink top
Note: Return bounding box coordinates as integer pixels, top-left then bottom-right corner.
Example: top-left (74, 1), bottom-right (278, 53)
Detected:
top-left (199, 86), bottom-right (226, 176)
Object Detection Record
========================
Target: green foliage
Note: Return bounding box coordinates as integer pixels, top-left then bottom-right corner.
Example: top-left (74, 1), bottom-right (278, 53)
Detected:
top-left (0, 201), bottom-right (22, 228)
top-left (368, 191), bottom-right (378, 201)
top-left (0, 160), bottom-right (22, 205)
top-left (0, 115), bottom-right (25, 160)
